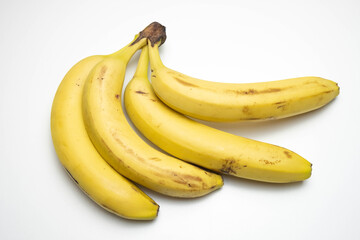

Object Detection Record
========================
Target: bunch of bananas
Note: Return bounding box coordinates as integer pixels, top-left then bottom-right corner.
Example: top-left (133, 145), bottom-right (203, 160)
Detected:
top-left (51, 22), bottom-right (339, 220)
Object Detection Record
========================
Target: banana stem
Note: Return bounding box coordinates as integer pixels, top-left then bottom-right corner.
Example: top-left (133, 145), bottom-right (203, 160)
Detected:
top-left (134, 46), bottom-right (149, 79)
top-left (110, 21), bottom-right (167, 62)
top-left (148, 41), bottom-right (165, 69)
top-left (110, 37), bottom-right (147, 61)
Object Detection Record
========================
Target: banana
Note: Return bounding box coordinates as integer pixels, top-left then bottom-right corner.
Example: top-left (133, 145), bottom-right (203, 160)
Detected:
top-left (51, 36), bottom-right (160, 219)
top-left (124, 46), bottom-right (312, 183)
top-left (148, 42), bottom-right (340, 122)
top-left (82, 26), bottom-right (223, 198)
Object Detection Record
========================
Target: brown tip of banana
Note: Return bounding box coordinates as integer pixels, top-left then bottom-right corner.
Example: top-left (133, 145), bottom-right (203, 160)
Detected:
top-left (131, 22), bottom-right (167, 47)
top-left (156, 205), bottom-right (160, 218)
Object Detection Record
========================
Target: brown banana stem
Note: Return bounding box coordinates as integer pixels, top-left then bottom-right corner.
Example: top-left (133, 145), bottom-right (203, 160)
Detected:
top-left (131, 22), bottom-right (167, 47)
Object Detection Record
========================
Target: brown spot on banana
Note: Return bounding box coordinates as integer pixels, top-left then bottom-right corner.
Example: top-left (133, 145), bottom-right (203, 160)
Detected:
top-left (242, 106), bottom-right (250, 114)
top-left (181, 174), bottom-right (203, 182)
top-left (131, 186), bottom-right (140, 193)
top-left (173, 177), bottom-right (187, 185)
top-left (100, 137), bottom-right (134, 170)
top-left (259, 159), bottom-right (281, 165)
top-left (276, 104), bottom-right (287, 110)
top-left (174, 77), bottom-right (199, 87)
top-left (260, 88), bottom-right (284, 93)
top-left (274, 101), bottom-right (288, 110)
top-left (97, 66), bottom-right (107, 81)
top-left (283, 151), bottom-right (292, 158)
top-left (110, 133), bottom-right (143, 161)
top-left (220, 158), bottom-right (238, 175)
top-left (153, 170), bottom-right (199, 187)
top-left (135, 90), bottom-right (148, 95)
top-left (228, 88), bottom-right (284, 95)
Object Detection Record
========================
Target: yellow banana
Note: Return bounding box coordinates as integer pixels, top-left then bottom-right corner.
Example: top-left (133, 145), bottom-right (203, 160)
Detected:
top-left (148, 42), bottom-right (340, 122)
top-left (51, 35), bottom-right (160, 219)
top-left (82, 27), bottom-right (223, 198)
top-left (124, 46), bottom-right (312, 183)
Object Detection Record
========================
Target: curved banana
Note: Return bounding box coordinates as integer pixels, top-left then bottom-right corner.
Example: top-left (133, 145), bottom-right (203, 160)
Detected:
top-left (148, 42), bottom-right (340, 122)
top-left (51, 42), bottom-right (159, 219)
top-left (82, 28), bottom-right (223, 198)
top-left (124, 46), bottom-right (312, 183)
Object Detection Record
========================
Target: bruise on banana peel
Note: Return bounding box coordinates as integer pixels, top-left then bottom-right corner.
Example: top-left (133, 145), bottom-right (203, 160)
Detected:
top-left (118, 142), bottom-right (218, 191)
top-left (220, 158), bottom-right (239, 175)
top-left (226, 87), bottom-right (283, 95)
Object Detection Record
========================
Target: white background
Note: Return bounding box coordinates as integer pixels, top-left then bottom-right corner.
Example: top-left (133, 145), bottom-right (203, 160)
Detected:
top-left (1, 0), bottom-right (359, 239)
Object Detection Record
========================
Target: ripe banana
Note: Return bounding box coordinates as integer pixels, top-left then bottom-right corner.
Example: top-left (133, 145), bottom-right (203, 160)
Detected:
top-left (51, 39), bottom-right (160, 219)
top-left (82, 27), bottom-right (223, 198)
top-left (124, 46), bottom-right (312, 183)
top-left (148, 42), bottom-right (340, 122)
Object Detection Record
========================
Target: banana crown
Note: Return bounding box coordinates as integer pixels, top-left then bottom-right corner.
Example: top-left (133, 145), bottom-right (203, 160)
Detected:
top-left (52, 21), bottom-right (339, 220)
